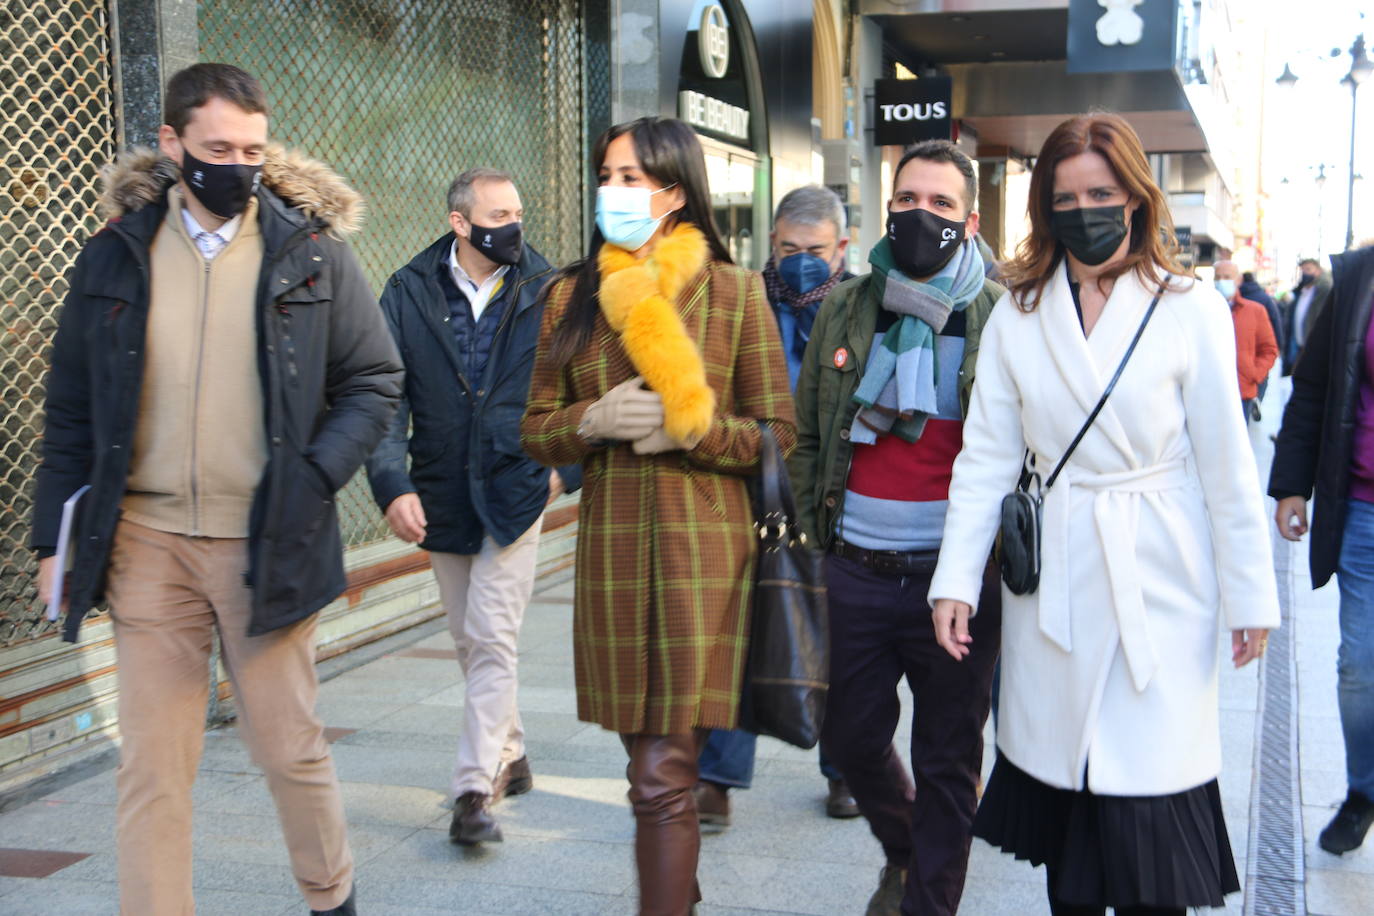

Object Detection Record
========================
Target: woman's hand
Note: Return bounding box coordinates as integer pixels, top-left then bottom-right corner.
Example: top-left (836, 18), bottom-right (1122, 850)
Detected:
top-left (580, 376), bottom-right (664, 441)
top-left (932, 598), bottom-right (974, 660)
top-left (631, 426), bottom-right (703, 455)
top-left (1232, 628), bottom-right (1269, 668)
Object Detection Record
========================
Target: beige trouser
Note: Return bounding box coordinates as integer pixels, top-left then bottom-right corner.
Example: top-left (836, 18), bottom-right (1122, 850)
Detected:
top-left (430, 516), bottom-right (542, 798)
top-left (106, 520), bottom-right (353, 915)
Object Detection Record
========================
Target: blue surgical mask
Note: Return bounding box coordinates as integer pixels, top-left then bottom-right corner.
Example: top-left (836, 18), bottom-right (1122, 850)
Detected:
top-left (777, 252), bottom-right (833, 295)
top-left (596, 184), bottom-right (678, 251)
top-left (1215, 278), bottom-right (1237, 300)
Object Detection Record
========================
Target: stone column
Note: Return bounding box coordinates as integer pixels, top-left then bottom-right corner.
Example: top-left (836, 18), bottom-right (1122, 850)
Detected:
top-left (610, 0), bottom-right (660, 124)
top-left (110, 0), bottom-right (198, 148)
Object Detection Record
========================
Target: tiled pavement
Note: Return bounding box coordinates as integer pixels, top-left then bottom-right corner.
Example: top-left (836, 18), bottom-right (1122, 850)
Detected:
top-left (0, 380), bottom-right (1368, 915)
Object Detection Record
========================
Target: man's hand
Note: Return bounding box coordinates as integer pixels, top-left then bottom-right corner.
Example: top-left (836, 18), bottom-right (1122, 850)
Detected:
top-left (38, 555), bottom-right (59, 609)
top-left (1275, 496), bottom-right (1308, 541)
top-left (932, 598), bottom-right (973, 660)
top-left (547, 470), bottom-right (565, 506)
top-left (385, 493), bottom-right (427, 544)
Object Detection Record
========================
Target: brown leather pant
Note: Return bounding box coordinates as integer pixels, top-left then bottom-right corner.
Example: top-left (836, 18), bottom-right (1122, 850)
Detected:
top-left (621, 731), bottom-right (708, 916)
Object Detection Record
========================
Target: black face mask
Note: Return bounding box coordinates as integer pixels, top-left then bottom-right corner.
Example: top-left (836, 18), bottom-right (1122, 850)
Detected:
top-left (1050, 205), bottom-right (1129, 266)
top-left (467, 221), bottom-right (524, 266)
top-left (181, 149), bottom-right (262, 219)
top-left (886, 207), bottom-right (966, 278)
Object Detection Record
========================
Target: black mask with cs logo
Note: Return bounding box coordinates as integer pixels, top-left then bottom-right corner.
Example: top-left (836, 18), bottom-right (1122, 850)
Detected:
top-left (1049, 205), bottom-right (1129, 266)
top-left (468, 221), bottom-right (524, 266)
top-left (886, 207), bottom-right (966, 278)
top-left (181, 149), bottom-right (262, 219)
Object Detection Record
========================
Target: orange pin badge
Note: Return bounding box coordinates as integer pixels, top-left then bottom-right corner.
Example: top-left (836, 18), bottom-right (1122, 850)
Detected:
top-left (833, 347), bottom-right (849, 369)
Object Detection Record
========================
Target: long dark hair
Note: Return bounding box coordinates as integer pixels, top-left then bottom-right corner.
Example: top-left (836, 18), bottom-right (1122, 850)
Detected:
top-left (1003, 113), bottom-right (1185, 311)
top-left (544, 117), bottom-right (731, 368)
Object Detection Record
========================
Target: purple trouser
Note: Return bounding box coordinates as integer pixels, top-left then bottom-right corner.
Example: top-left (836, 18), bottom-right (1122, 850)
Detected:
top-left (821, 551), bottom-right (1001, 916)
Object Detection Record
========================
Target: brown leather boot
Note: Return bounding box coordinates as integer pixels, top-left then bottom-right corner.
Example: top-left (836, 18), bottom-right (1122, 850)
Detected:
top-left (693, 780), bottom-right (731, 828)
top-left (864, 865), bottom-right (907, 916)
top-left (825, 778), bottom-right (860, 819)
top-left (493, 756), bottom-right (533, 800)
top-left (624, 732), bottom-right (706, 916)
top-left (450, 792), bottom-right (503, 845)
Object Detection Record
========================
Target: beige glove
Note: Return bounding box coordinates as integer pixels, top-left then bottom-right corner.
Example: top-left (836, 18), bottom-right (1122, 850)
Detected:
top-left (579, 376), bottom-right (665, 442)
top-left (631, 426), bottom-right (704, 455)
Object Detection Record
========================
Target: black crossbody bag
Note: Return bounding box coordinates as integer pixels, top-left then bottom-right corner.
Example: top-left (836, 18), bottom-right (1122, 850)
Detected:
top-left (997, 282), bottom-right (1166, 595)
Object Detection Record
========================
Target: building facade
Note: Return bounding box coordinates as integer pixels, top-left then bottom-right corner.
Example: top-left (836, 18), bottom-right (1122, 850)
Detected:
top-left (851, 0), bottom-right (1253, 272)
top-left (1, 0), bottom-right (603, 793)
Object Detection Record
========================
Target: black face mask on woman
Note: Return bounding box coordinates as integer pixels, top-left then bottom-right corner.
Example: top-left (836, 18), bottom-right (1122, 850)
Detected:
top-left (1050, 205), bottom-right (1129, 266)
top-left (181, 149), bottom-right (262, 219)
top-left (886, 207), bottom-right (966, 278)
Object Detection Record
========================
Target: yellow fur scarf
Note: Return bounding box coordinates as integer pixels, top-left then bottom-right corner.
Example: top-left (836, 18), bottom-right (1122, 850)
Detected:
top-left (598, 223), bottom-right (715, 443)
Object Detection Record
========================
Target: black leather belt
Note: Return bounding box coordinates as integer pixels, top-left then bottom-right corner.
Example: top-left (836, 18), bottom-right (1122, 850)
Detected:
top-left (830, 539), bottom-right (938, 575)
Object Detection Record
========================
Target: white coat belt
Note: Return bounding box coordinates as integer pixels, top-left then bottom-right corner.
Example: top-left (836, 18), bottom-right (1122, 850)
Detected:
top-left (1037, 458), bottom-right (1192, 692)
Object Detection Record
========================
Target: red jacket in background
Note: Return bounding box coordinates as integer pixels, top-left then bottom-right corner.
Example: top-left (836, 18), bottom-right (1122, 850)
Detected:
top-left (1232, 294), bottom-right (1279, 400)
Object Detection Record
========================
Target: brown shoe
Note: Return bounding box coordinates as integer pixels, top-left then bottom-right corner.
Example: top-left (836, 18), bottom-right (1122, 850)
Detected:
top-left (692, 780), bottom-right (731, 828)
top-left (826, 778), bottom-right (861, 819)
top-left (493, 756), bottom-right (533, 800)
top-left (864, 865), bottom-right (907, 916)
top-left (450, 792), bottom-right (503, 845)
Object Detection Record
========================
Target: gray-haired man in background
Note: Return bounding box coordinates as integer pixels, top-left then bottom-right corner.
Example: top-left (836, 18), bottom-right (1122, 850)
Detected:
top-left (366, 168), bottom-right (579, 846)
top-left (693, 185), bottom-right (859, 827)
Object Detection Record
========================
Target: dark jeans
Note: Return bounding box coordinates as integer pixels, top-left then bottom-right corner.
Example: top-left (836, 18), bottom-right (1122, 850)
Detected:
top-left (697, 728), bottom-right (843, 789)
top-left (821, 551), bottom-right (1001, 916)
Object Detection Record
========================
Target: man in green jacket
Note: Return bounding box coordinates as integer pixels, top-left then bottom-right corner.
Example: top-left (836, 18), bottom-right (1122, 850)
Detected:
top-left (790, 140), bottom-right (1003, 916)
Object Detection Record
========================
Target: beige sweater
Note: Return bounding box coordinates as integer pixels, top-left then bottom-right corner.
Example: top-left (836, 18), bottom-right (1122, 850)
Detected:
top-left (122, 188), bottom-right (268, 537)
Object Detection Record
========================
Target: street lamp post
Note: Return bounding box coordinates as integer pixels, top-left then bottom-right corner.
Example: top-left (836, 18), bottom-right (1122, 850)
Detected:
top-left (1279, 34), bottom-right (1373, 251)
top-left (1340, 35), bottom-right (1371, 251)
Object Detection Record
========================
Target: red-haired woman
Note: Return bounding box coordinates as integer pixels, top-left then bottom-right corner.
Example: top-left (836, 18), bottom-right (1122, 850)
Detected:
top-left (928, 113), bottom-right (1279, 915)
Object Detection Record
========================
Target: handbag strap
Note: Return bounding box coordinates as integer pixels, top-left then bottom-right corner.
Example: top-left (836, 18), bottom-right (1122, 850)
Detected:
top-left (755, 423), bottom-right (799, 533)
top-left (1043, 280), bottom-right (1167, 492)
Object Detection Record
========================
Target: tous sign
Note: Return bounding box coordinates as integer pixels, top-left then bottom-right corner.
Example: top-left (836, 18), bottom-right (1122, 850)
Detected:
top-left (872, 77), bottom-right (953, 146)
top-left (878, 101), bottom-right (948, 122)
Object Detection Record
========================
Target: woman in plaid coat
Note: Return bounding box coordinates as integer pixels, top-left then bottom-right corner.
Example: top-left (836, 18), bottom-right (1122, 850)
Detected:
top-left (521, 118), bottom-right (795, 915)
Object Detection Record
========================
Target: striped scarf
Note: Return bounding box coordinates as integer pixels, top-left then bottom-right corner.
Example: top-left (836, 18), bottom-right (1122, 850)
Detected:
top-left (849, 236), bottom-right (985, 444)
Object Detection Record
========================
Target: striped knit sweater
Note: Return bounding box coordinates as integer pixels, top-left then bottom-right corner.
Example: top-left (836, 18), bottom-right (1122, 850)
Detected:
top-left (838, 308), bottom-right (967, 552)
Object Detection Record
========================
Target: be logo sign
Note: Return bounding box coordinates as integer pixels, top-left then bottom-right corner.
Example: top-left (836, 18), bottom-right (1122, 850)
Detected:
top-left (872, 77), bottom-right (952, 147)
top-left (939, 227), bottom-right (958, 249)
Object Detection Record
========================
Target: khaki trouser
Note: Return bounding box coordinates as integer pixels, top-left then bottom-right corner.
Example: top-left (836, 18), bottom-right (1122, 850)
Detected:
top-left (106, 520), bottom-right (353, 915)
top-left (430, 516), bottom-right (542, 798)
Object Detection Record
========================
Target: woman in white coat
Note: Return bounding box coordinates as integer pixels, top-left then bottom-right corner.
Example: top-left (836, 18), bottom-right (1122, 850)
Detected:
top-left (929, 113), bottom-right (1279, 916)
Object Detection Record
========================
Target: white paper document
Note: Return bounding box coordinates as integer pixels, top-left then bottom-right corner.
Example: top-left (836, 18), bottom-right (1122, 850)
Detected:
top-left (47, 484), bottom-right (91, 621)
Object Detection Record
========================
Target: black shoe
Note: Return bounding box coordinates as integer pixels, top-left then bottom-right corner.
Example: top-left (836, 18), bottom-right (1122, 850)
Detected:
top-left (310, 887), bottom-right (356, 915)
top-left (493, 755), bottom-right (533, 800)
top-left (864, 865), bottom-right (907, 916)
top-left (450, 792), bottom-right (504, 845)
top-left (1319, 790), bottom-right (1374, 854)
top-left (825, 778), bottom-right (861, 819)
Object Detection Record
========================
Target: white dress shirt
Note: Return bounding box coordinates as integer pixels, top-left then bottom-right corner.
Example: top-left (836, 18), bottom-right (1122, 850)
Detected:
top-left (449, 242), bottom-right (510, 321)
top-left (181, 207), bottom-right (243, 261)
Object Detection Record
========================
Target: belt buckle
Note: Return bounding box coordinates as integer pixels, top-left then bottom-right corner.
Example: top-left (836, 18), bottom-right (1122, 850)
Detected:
top-left (883, 552), bottom-right (909, 575)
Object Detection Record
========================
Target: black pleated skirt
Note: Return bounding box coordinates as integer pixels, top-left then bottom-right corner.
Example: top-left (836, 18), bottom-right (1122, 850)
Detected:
top-left (973, 754), bottom-right (1241, 909)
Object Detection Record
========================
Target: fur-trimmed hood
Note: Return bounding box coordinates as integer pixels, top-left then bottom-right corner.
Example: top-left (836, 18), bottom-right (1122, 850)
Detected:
top-left (98, 145), bottom-right (363, 236)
